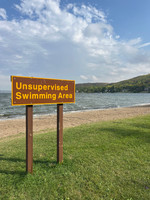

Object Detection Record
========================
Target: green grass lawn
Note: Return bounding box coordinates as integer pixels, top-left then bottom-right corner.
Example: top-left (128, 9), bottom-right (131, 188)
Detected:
top-left (0, 115), bottom-right (150, 200)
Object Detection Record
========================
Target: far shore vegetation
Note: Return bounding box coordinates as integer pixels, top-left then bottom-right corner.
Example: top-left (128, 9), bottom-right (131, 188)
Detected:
top-left (76, 73), bottom-right (150, 93)
top-left (0, 115), bottom-right (150, 199)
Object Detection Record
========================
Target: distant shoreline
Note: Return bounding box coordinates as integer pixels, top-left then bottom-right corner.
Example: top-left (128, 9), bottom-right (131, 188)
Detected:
top-left (1, 105), bottom-right (150, 139)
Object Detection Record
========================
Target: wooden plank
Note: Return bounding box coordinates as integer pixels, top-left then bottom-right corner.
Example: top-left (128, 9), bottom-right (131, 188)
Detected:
top-left (26, 105), bottom-right (33, 174)
top-left (57, 104), bottom-right (63, 163)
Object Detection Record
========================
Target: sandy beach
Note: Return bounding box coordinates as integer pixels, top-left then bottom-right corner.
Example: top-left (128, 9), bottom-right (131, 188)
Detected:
top-left (1, 105), bottom-right (150, 139)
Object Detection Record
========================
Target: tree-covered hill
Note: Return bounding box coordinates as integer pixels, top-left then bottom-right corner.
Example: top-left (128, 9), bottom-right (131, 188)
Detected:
top-left (76, 74), bottom-right (150, 93)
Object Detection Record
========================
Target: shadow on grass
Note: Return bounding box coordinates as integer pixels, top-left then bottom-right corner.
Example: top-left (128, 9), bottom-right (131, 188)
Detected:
top-left (0, 170), bottom-right (26, 176)
top-left (100, 124), bottom-right (150, 143)
top-left (0, 154), bottom-right (57, 175)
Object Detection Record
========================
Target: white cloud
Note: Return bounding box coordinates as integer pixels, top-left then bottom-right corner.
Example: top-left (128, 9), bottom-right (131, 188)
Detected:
top-left (80, 75), bottom-right (88, 80)
top-left (0, 0), bottom-right (150, 89)
top-left (139, 42), bottom-right (150, 48)
top-left (80, 74), bottom-right (101, 82)
top-left (0, 8), bottom-right (7, 20)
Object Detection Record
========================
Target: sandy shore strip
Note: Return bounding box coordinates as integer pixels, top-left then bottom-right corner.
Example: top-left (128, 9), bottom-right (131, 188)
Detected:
top-left (1, 105), bottom-right (150, 139)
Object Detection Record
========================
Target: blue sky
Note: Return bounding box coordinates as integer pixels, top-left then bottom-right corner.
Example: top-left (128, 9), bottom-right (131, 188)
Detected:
top-left (0, 0), bottom-right (150, 90)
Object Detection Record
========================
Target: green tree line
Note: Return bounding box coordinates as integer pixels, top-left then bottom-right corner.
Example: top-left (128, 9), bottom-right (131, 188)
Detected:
top-left (76, 74), bottom-right (150, 93)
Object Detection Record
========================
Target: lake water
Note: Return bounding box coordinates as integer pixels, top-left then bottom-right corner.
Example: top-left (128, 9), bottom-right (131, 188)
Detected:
top-left (0, 93), bottom-right (150, 120)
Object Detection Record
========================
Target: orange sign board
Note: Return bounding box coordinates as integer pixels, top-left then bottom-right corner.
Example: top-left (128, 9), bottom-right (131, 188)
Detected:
top-left (11, 76), bottom-right (75, 106)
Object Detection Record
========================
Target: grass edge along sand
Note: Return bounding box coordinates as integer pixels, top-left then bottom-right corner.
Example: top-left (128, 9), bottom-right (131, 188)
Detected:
top-left (0, 115), bottom-right (150, 200)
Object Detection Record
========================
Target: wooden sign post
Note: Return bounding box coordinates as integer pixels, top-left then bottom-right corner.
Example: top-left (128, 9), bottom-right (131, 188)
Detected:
top-left (57, 104), bottom-right (63, 163)
top-left (26, 105), bottom-right (33, 174)
top-left (11, 76), bottom-right (75, 174)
